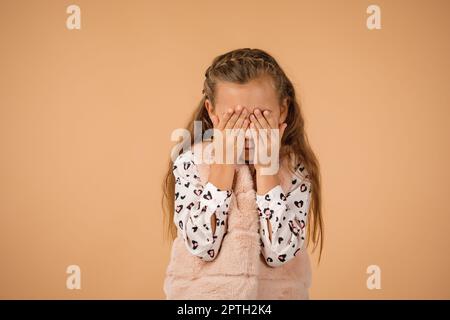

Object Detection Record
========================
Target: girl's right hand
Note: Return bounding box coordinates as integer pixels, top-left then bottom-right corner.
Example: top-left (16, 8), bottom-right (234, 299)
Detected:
top-left (210, 105), bottom-right (250, 166)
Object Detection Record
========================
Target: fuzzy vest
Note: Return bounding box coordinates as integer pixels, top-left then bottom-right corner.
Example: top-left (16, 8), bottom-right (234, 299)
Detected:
top-left (163, 144), bottom-right (312, 299)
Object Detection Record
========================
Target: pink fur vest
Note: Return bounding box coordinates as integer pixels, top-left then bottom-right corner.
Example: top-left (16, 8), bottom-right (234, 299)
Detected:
top-left (163, 146), bottom-right (312, 299)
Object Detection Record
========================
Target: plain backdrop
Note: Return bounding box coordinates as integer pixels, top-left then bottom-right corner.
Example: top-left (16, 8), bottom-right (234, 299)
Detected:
top-left (1, 0), bottom-right (449, 299)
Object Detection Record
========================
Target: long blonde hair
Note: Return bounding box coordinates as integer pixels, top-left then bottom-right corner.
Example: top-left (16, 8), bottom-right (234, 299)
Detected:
top-left (161, 48), bottom-right (324, 260)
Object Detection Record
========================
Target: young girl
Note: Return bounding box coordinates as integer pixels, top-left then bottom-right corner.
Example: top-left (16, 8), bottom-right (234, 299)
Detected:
top-left (162, 48), bottom-right (323, 299)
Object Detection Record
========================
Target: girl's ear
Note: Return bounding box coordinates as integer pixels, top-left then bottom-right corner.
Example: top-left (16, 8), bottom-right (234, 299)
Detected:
top-left (279, 97), bottom-right (289, 123)
top-left (205, 99), bottom-right (214, 118)
top-left (205, 99), bottom-right (219, 127)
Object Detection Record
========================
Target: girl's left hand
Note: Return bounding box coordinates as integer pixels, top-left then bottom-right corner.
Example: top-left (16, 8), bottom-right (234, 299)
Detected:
top-left (249, 108), bottom-right (287, 174)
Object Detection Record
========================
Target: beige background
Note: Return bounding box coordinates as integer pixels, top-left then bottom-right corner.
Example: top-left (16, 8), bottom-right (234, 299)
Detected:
top-left (1, 0), bottom-right (449, 299)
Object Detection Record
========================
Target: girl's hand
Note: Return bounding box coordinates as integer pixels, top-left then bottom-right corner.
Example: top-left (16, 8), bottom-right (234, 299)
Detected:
top-left (210, 105), bottom-right (250, 166)
top-left (205, 107), bottom-right (249, 234)
top-left (249, 108), bottom-right (287, 174)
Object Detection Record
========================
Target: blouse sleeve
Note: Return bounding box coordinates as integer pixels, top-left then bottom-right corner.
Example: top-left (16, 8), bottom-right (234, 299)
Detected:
top-left (173, 151), bottom-right (232, 261)
top-left (256, 169), bottom-right (312, 267)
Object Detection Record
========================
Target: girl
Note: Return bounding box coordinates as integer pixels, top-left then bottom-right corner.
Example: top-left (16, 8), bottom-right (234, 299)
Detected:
top-left (162, 48), bottom-right (323, 299)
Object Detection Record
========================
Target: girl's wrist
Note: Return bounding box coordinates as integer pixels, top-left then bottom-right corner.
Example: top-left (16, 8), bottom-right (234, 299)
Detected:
top-left (211, 163), bottom-right (235, 172)
top-left (209, 163), bottom-right (235, 191)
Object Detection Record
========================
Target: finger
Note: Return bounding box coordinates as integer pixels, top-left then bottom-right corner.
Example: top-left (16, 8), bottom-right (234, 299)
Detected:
top-left (249, 122), bottom-right (259, 146)
top-left (253, 108), bottom-right (270, 129)
top-left (233, 107), bottom-right (248, 130)
top-left (235, 118), bottom-right (250, 144)
top-left (260, 110), bottom-right (276, 145)
top-left (242, 118), bottom-right (251, 138)
top-left (251, 111), bottom-right (271, 146)
top-left (242, 118), bottom-right (250, 132)
top-left (210, 114), bottom-right (219, 128)
top-left (262, 109), bottom-right (277, 129)
top-left (225, 105), bottom-right (243, 129)
top-left (235, 118), bottom-right (249, 152)
top-left (218, 108), bottom-right (234, 130)
top-left (249, 122), bottom-right (260, 163)
top-left (249, 113), bottom-right (263, 130)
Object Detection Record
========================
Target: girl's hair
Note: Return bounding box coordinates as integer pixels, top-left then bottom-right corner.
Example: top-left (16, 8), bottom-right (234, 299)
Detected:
top-left (161, 48), bottom-right (324, 260)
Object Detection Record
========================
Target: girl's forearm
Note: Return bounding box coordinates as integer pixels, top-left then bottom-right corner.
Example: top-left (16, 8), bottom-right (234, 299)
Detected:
top-left (208, 164), bottom-right (235, 191)
top-left (256, 172), bottom-right (280, 242)
top-left (207, 164), bottom-right (235, 234)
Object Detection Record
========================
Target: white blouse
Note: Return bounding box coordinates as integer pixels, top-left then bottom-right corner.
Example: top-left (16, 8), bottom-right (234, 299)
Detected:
top-left (172, 149), bottom-right (312, 267)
